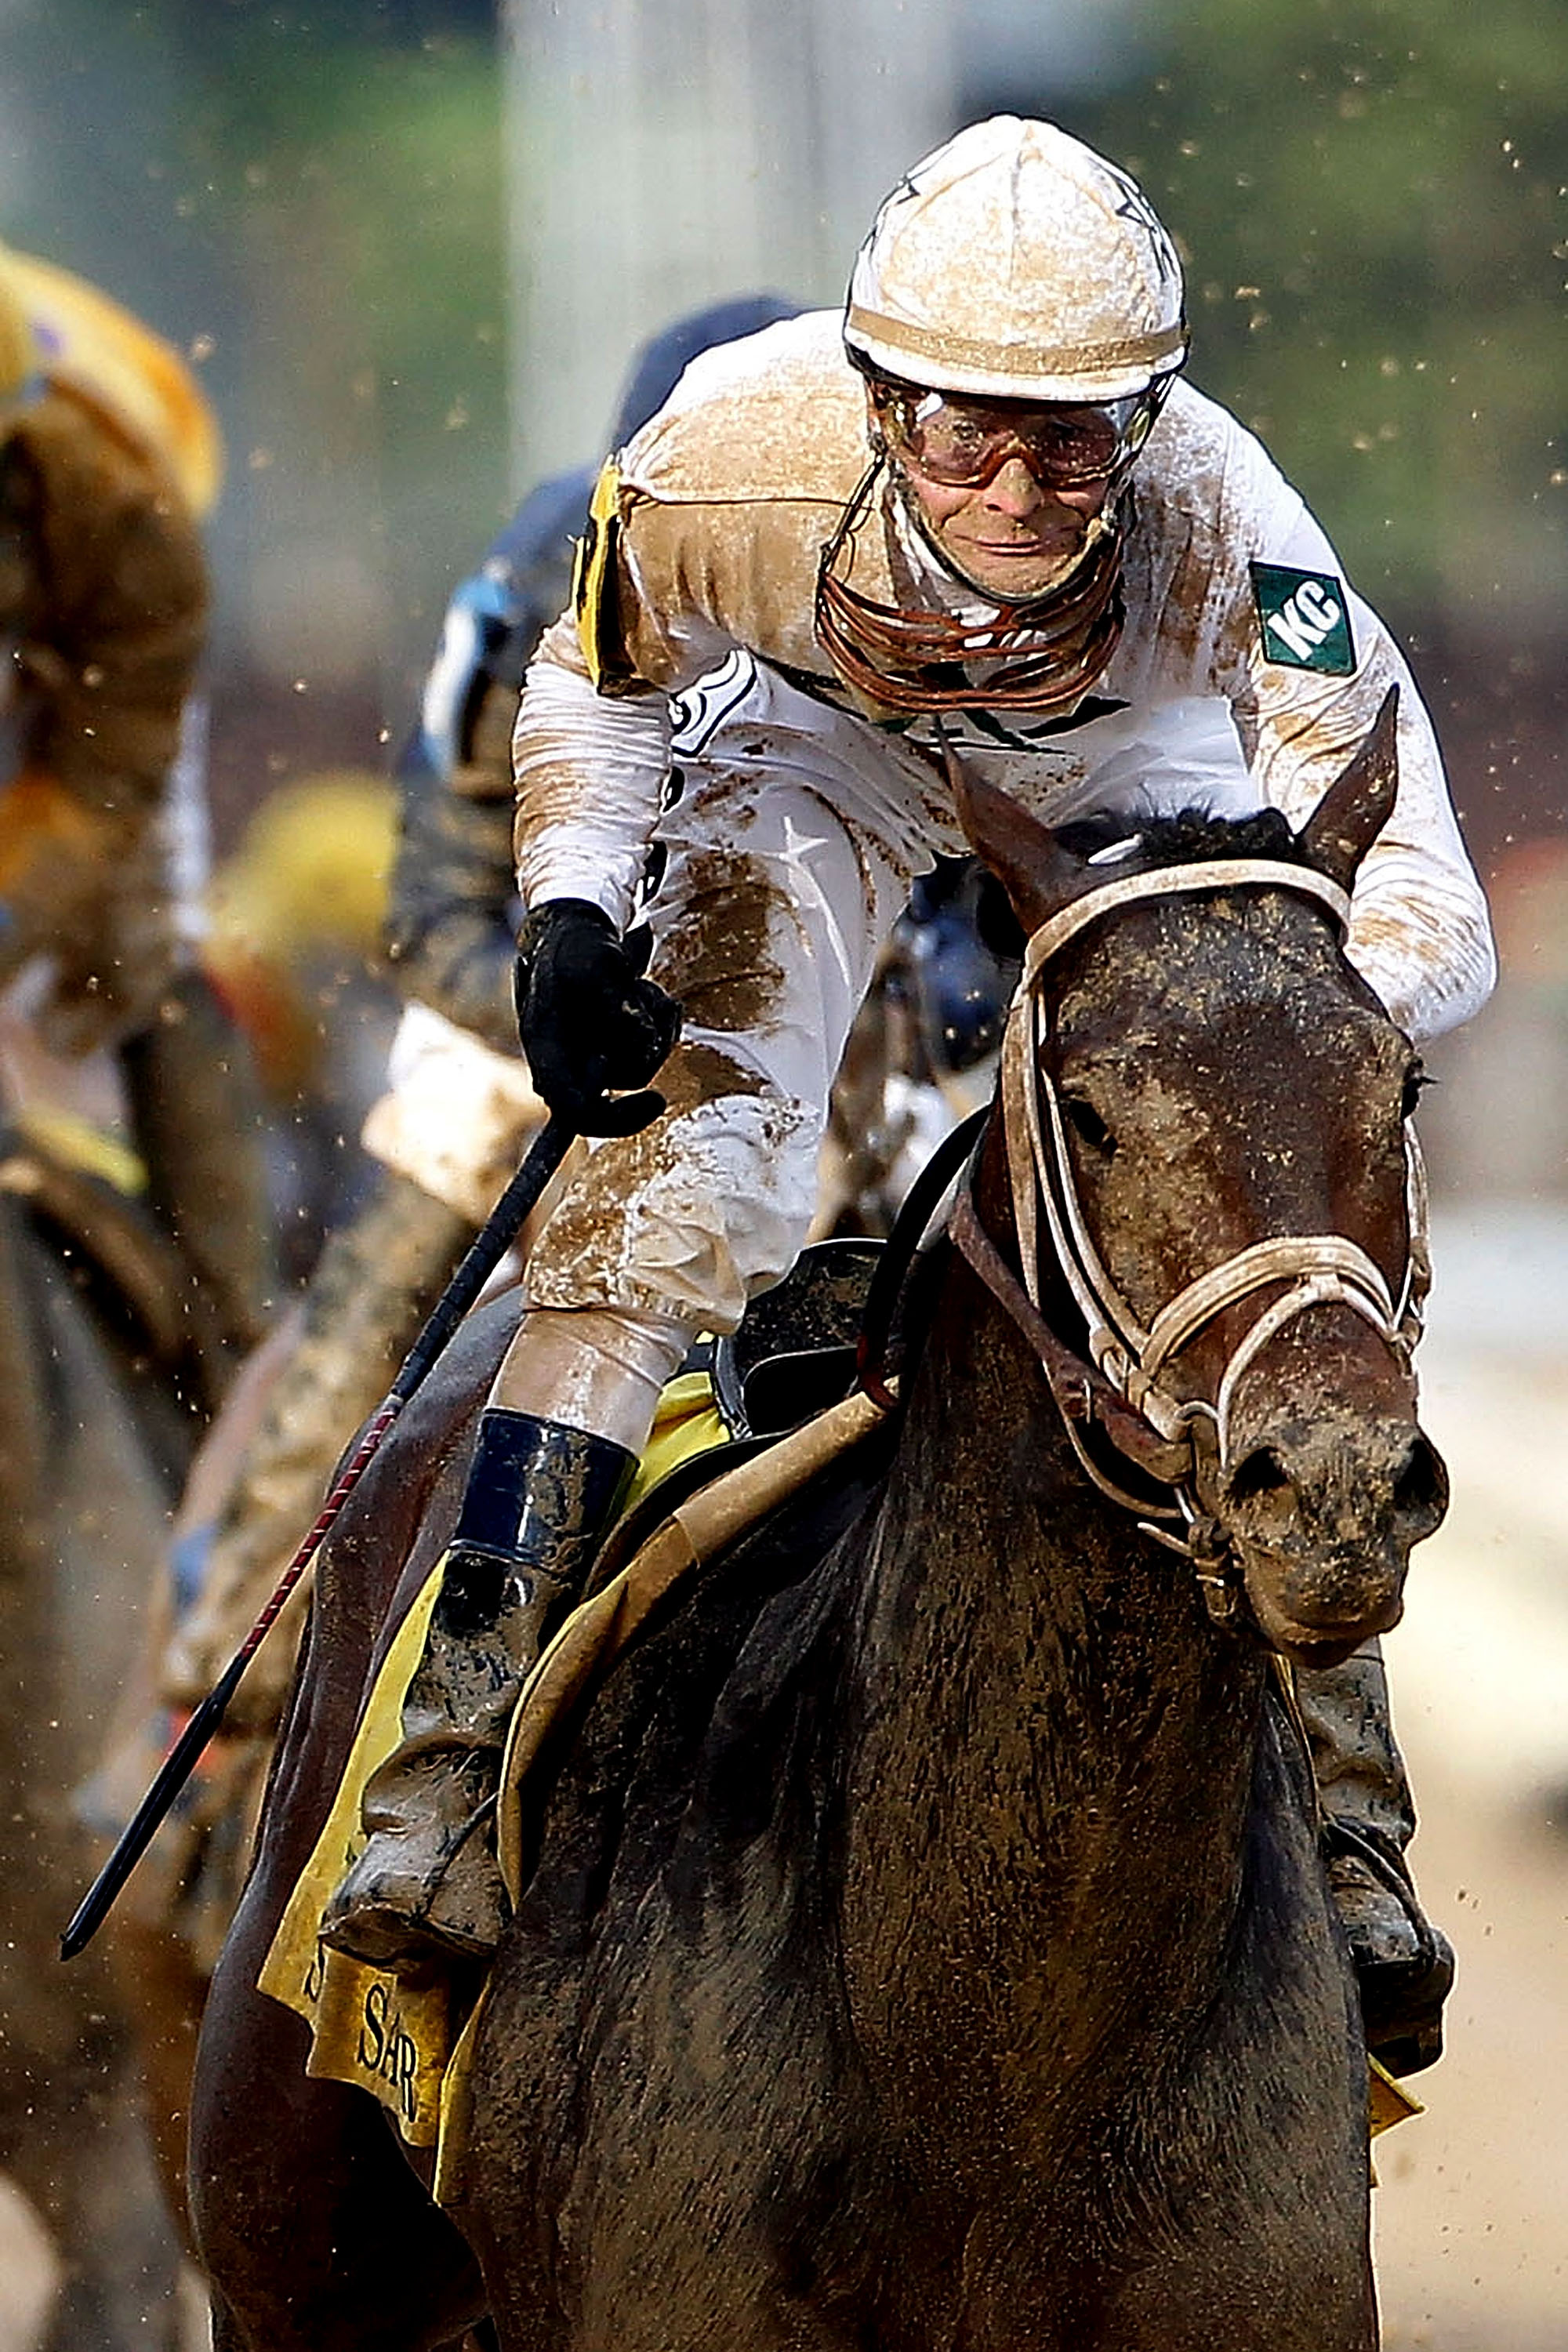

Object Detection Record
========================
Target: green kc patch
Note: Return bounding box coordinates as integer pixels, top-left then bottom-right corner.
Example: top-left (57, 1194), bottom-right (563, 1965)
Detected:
top-left (1250, 562), bottom-right (1356, 676)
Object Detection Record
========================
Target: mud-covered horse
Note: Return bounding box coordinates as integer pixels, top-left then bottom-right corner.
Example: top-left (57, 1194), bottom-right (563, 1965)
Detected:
top-left (192, 702), bottom-right (1447, 2351)
top-left (0, 1128), bottom-right (210, 2347)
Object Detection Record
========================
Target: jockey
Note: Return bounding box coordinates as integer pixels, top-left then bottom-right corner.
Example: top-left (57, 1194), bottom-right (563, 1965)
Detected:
top-left (323, 118), bottom-right (1494, 2076)
top-left (160, 295), bottom-right (801, 1737)
top-left (0, 246), bottom-right (272, 1401)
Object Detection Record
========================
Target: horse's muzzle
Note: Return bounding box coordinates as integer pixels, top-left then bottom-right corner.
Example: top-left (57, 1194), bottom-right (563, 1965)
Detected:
top-left (1218, 1414), bottom-right (1449, 1663)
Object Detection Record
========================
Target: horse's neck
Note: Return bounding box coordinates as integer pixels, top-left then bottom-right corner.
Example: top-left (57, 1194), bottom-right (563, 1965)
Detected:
top-left (838, 1255), bottom-right (1271, 2128)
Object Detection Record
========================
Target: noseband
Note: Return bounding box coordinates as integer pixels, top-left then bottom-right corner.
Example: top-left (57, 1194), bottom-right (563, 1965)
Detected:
top-left (949, 856), bottom-right (1431, 1620)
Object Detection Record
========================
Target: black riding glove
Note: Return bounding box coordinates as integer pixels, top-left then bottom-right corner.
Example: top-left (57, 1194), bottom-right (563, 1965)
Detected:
top-left (514, 898), bottom-right (682, 1137)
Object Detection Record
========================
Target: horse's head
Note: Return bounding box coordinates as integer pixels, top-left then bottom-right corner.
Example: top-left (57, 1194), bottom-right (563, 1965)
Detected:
top-left (951, 691), bottom-right (1449, 1667)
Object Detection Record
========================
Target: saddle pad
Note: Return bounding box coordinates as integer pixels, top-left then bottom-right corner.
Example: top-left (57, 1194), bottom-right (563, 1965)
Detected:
top-left (256, 1377), bottom-right (884, 2156)
top-left (256, 1563), bottom-right (454, 2147)
top-left (258, 1370), bottom-right (1421, 2178)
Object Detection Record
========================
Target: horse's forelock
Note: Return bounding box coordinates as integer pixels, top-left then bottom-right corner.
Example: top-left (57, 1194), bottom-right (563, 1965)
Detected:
top-left (1054, 802), bottom-right (1302, 873)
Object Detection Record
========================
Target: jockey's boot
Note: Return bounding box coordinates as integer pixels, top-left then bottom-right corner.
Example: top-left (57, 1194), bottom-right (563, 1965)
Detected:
top-left (1297, 1639), bottom-right (1454, 2076)
top-left (318, 1409), bottom-right (634, 1971)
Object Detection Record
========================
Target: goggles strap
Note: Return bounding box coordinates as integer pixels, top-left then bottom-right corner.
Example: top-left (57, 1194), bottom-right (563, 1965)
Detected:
top-left (871, 371), bottom-right (1174, 497)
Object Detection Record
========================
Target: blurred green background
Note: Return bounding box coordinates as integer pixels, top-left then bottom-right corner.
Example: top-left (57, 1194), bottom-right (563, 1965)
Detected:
top-left (1076, 0), bottom-right (1567, 871)
top-left (5, 0), bottom-right (1561, 833)
top-left (2, 0), bottom-right (1565, 1188)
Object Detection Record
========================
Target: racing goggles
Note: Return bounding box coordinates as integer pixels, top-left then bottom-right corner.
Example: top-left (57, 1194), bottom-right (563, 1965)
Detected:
top-left (871, 376), bottom-right (1170, 492)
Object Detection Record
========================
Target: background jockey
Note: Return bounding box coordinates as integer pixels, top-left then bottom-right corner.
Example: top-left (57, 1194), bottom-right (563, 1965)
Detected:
top-left (0, 245), bottom-right (273, 1407)
top-left (160, 295), bottom-right (801, 1744)
top-left (322, 118), bottom-right (1495, 2082)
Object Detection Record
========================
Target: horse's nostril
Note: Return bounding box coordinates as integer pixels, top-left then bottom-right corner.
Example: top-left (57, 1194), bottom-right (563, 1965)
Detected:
top-left (1226, 1444), bottom-right (1292, 1511)
top-left (1392, 1435), bottom-right (1448, 1531)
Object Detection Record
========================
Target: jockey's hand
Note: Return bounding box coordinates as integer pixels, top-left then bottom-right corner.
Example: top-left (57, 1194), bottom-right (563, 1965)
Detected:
top-left (514, 898), bottom-right (681, 1137)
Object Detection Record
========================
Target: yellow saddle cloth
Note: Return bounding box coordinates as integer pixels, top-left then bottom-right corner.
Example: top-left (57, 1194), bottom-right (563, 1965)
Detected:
top-left (257, 1376), bottom-right (890, 2183)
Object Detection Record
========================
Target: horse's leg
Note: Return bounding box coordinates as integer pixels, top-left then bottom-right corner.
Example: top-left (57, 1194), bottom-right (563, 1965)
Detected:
top-left (0, 1708), bottom-right (187, 2352)
top-left (101, 1871), bottom-right (209, 2245)
top-left (0, 1232), bottom-right (187, 2348)
top-left (464, 1939), bottom-right (863, 2352)
top-left (1083, 1727), bottom-right (1378, 2352)
top-left (82, 1516), bottom-right (213, 2249)
top-left (191, 1825), bottom-right (488, 2352)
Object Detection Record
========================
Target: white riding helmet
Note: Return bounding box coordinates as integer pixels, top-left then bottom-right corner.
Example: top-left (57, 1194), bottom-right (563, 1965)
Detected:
top-left (845, 116), bottom-right (1188, 405)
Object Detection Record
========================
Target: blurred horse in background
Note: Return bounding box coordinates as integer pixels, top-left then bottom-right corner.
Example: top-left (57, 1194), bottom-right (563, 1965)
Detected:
top-left (0, 1084), bottom-right (205, 2348)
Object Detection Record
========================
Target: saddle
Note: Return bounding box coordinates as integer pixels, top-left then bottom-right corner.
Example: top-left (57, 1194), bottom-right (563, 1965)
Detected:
top-left (579, 1127), bottom-right (987, 1601)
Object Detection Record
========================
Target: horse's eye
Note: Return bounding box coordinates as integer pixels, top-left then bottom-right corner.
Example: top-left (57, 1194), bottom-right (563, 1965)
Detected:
top-left (1400, 1059), bottom-right (1433, 1123)
top-left (1062, 1093), bottom-right (1115, 1155)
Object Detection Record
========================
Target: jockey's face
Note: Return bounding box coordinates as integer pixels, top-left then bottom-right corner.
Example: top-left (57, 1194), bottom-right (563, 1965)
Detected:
top-left (866, 373), bottom-right (1149, 602)
top-left (901, 451), bottom-right (1109, 602)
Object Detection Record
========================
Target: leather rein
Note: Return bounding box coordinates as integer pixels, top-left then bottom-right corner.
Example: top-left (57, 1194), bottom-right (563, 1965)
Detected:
top-left (946, 856), bottom-right (1431, 1624)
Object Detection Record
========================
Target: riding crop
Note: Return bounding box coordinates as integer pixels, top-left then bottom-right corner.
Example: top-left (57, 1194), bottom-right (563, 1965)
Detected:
top-left (60, 1112), bottom-right (577, 1961)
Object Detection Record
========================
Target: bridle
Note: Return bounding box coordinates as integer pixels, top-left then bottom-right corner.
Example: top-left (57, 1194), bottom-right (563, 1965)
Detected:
top-left (947, 855), bottom-right (1431, 1623)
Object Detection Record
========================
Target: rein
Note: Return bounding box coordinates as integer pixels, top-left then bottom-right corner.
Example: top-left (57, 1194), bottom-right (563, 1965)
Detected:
top-left (949, 855), bottom-right (1431, 1621)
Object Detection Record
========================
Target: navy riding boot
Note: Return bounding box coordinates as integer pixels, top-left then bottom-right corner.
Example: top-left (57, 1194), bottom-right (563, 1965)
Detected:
top-left (320, 1409), bottom-right (633, 1970)
top-left (1298, 1639), bottom-right (1455, 2076)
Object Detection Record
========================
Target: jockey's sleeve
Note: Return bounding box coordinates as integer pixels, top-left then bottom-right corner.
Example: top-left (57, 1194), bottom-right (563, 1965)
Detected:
top-left (1214, 452), bottom-right (1495, 1044)
top-left (512, 437), bottom-right (840, 928)
top-left (511, 473), bottom-right (741, 927)
top-left (512, 613), bottom-right (678, 930)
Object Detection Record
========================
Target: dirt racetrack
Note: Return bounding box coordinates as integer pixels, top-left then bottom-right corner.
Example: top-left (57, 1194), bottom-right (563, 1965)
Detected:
top-left (1373, 1204), bottom-right (1568, 2350)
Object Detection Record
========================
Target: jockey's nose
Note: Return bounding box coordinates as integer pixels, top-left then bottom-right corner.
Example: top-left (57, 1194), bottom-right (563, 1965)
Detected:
top-left (979, 456), bottom-right (1052, 519)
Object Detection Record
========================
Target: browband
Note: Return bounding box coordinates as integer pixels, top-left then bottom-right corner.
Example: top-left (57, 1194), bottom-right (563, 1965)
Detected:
top-left (1022, 859), bottom-right (1352, 986)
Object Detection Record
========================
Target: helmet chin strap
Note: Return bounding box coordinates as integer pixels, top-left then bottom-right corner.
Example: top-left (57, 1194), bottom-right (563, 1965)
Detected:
top-left (813, 455), bottom-right (1127, 717)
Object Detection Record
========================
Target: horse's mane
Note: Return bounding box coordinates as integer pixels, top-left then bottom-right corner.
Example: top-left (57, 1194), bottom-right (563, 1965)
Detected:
top-left (973, 804), bottom-right (1312, 967)
top-left (1054, 801), bottom-right (1305, 871)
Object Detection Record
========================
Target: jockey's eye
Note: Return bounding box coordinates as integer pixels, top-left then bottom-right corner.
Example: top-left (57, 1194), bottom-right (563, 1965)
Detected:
top-left (1061, 1092), bottom-right (1115, 1156)
top-left (1400, 1058), bottom-right (1432, 1123)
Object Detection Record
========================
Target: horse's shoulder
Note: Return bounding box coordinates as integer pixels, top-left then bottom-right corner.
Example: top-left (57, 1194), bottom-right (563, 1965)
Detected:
top-left (512, 1424), bottom-right (896, 1950)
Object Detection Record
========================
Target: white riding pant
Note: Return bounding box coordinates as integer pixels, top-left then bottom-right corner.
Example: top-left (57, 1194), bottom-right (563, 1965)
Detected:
top-left (516, 662), bottom-right (1260, 1393)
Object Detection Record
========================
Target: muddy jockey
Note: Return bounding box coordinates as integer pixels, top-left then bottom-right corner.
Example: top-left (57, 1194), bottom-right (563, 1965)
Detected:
top-left (321, 116), bottom-right (1494, 2077)
top-left (0, 245), bottom-right (272, 1406)
top-left (159, 296), bottom-right (802, 1755)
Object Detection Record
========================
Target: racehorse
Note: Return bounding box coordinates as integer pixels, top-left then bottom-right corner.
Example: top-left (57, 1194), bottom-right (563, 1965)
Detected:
top-left (191, 696), bottom-right (1447, 2351)
top-left (0, 1123), bottom-right (207, 2347)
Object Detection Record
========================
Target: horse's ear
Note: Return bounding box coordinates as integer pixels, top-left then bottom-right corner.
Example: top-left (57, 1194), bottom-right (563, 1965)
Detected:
top-left (946, 744), bottom-right (1087, 934)
top-left (1297, 684), bottom-right (1400, 891)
